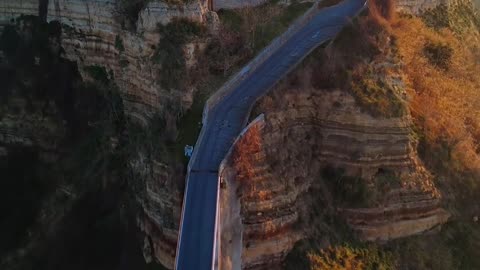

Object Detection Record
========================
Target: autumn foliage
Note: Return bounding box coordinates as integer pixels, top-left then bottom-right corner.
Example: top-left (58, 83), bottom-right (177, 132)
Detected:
top-left (232, 124), bottom-right (262, 182)
top-left (308, 246), bottom-right (394, 270)
top-left (314, 0), bottom-right (480, 173)
top-left (391, 11), bottom-right (480, 173)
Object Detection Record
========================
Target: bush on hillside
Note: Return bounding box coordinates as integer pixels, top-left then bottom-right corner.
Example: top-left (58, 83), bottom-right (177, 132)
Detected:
top-left (308, 245), bottom-right (395, 270)
top-left (321, 167), bottom-right (374, 208)
top-left (423, 41), bottom-right (453, 70)
top-left (153, 18), bottom-right (206, 90)
top-left (115, 0), bottom-right (150, 30)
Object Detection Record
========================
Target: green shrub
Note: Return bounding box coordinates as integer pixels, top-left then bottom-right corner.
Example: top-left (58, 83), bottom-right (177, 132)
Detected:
top-left (350, 68), bottom-right (406, 118)
top-left (322, 166), bottom-right (374, 208)
top-left (153, 18), bottom-right (206, 90)
top-left (423, 41), bottom-right (453, 70)
top-left (85, 65), bottom-right (110, 83)
top-left (115, 35), bottom-right (125, 52)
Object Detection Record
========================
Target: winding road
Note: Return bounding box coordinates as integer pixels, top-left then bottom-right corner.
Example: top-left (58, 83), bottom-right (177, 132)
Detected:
top-left (175, 0), bottom-right (368, 269)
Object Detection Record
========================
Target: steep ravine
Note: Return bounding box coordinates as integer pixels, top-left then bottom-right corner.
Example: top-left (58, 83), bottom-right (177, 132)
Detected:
top-left (0, 1), bottom-right (214, 268)
top-left (0, 14), bottom-right (164, 269)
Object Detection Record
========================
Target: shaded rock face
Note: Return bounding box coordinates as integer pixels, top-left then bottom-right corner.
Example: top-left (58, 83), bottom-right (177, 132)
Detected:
top-left (1, 0), bottom-right (210, 124)
top-left (0, 1), bottom-right (214, 268)
top-left (0, 17), bottom-right (152, 269)
top-left (131, 156), bottom-right (183, 269)
top-left (220, 88), bottom-right (449, 269)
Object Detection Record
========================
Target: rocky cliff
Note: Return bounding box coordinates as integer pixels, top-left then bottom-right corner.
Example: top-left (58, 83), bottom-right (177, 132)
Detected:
top-left (1, 0), bottom-right (212, 124)
top-left (0, 1), bottom-right (216, 268)
top-left (220, 87), bottom-right (449, 269)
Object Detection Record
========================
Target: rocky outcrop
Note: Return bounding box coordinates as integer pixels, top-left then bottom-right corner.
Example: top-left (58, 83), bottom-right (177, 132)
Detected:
top-left (1, 0), bottom-right (211, 124)
top-left (134, 159), bottom-right (182, 269)
top-left (220, 88), bottom-right (449, 269)
top-left (0, 1), bottom-right (213, 268)
top-left (341, 189), bottom-right (450, 241)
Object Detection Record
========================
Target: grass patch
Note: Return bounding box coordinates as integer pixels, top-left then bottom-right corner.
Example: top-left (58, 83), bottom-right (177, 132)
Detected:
top-left (350, 66), bottom-right (406, 118)
top-left (115, 35), bottom-right (125, 52)
top-left (421, 1), bottom-right (480, 34)
top-left (309, 245), bottom-right (395, 270)
top-left (218, 1), bottom-right (313, 54)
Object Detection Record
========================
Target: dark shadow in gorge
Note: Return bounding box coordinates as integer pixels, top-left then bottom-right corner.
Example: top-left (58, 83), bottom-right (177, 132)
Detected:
top-left (0, 15), bottom-right (166, 270)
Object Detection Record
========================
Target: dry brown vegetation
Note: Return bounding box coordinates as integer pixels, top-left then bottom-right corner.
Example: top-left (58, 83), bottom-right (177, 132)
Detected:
top-left (232, 124), bottom-right (262, 185)
top-left (391, 5), bottom-right (480, 177)
top-left (304, 0), bottom-right (480, 176)
top-left (299, 0), bottom-right (408, 117)
top-left (284, 1), bottom-right (480, 269)
top-left (308, 245), bottom-right (394, 270)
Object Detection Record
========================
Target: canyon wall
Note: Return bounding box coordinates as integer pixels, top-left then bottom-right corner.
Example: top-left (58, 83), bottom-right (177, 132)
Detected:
top-left (132, 157), bottom-right (183, 269)
top-left (220, 89), bottom-right (449, 269)
top-left (0, 1), bottom-right (212, 268)
top-left (1, 0), bottom-right (211, 124)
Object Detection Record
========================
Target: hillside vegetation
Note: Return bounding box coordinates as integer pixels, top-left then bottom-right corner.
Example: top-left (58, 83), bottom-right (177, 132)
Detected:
top-left (283, 0), bottom-right (480, 269)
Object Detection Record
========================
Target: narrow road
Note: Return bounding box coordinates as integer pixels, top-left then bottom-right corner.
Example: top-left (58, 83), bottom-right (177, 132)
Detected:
top-left (175, 1), bottom-right (367, 269)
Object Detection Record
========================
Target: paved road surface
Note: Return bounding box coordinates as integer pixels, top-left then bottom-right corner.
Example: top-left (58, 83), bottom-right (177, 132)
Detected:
top-left (175, 0), bottom-right (367, 269)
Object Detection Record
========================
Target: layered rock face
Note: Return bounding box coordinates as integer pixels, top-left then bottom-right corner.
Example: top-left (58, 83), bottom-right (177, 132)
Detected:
top-left (132, 157), bottom-right (183, 269)
top-left (0, 1), bottom-right (213, 268)
top-left (220, 88), bottom-right (449, 269)
top-left (1, 0), bottom-right (210, 124)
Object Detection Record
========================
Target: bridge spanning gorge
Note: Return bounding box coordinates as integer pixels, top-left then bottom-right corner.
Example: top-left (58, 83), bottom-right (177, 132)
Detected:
top-left (175, 0), bottom-right (368, 269)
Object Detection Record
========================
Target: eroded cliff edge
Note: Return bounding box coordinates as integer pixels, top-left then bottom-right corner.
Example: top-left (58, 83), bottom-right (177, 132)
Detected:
top-left (220, 88), bottom-right (450, 269)
top-left (218, 1), bottom-right (464, 268)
